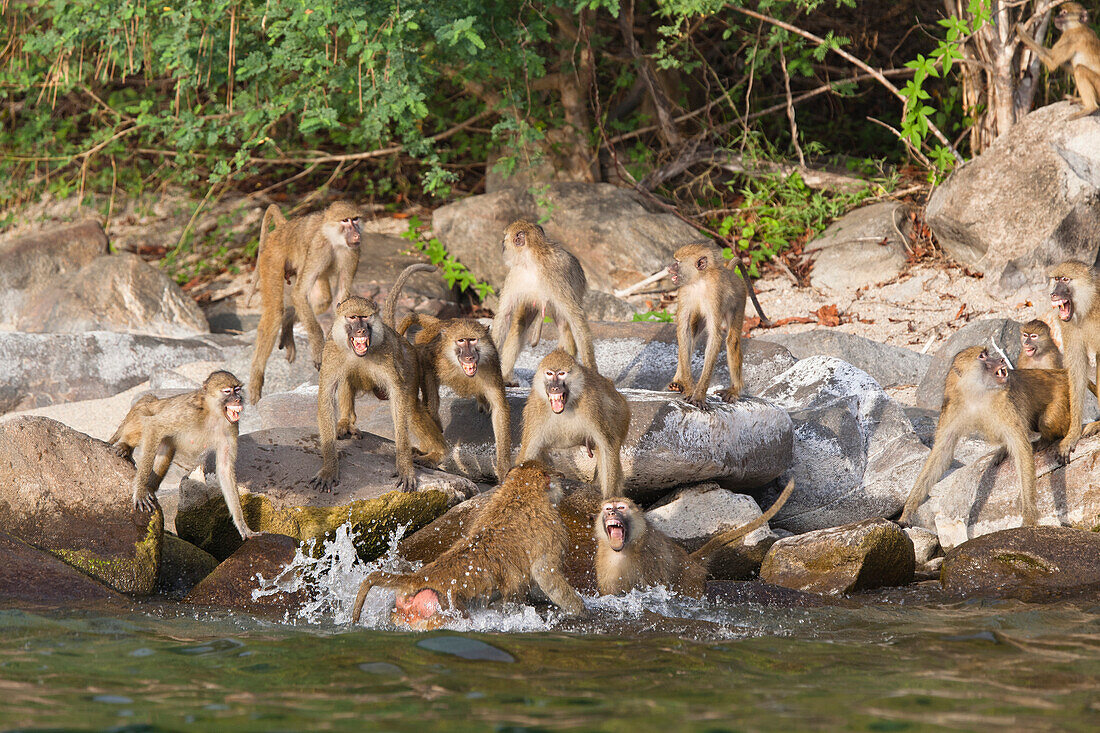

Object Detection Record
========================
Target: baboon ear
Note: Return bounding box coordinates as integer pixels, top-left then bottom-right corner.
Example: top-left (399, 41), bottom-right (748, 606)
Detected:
top-left (535, 224), bottom-right (546, 237)
top-left (696, 256), bottom-right (708, 270)
top-left (515, 230), bottom-right (526, 246)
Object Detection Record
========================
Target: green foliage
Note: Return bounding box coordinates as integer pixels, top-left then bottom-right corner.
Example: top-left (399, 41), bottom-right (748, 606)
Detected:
top-left (632, 310), bottom-right (674, 323)
top-left (401, 216), bottom-right (494, 301)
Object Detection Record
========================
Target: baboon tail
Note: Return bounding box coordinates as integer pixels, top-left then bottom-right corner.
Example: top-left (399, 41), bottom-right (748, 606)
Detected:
top-left (245, 205), bottom-right (285, 306)
top-left (382, 263), bottom-right (437, 329)
top-left (396, 311), bottom-right (441, 337)
top-left (692, 478), bottom-right (794, 566)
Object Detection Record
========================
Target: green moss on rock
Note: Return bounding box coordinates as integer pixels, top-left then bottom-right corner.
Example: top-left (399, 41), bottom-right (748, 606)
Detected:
top-left (53, 508), bottom-right (163, 595)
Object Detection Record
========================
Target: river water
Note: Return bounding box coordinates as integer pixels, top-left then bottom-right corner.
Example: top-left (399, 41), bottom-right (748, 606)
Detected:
top-left (3, 526), bottom-right (1099, 731)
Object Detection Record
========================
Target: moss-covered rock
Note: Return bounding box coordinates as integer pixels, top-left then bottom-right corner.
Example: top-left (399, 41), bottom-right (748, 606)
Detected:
top-left (157, 533), bottom-right (219, 596)
top-left (0, 416), bottom-right (163, 594)
top-left (759, 518), bottom-right (915, 595)
top-left (940, 526), bottom-right (1100, 601)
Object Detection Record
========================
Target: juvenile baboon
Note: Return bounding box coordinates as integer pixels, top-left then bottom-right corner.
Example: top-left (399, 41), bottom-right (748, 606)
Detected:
top-left (1017, 2), bottom-right (1100, 120)
top-left (109, 371), bottom-right (257, 539)
top-left (898, 346), bottom-right (1077, 527)
top-left (594, 479), bottom-right (795, 597)
top-left (397, 312), bottom-right (512, 480)
top-left (1049, 261), bottom-right (1100, 461)
top-left (492, 220), bottom-right (595, 384)
top-left (518, 349), bottom-right (630, 498)
top-left (666, 242), bottom-right (748, 407)
top-left (351, 460), bottom-right (584, 627)
top-left (310, 265), bottom-right (445, 493)
top-left (248, 201), bottom-right (362, 403)
top-left (1019, 319), bottom-right (1064, 369)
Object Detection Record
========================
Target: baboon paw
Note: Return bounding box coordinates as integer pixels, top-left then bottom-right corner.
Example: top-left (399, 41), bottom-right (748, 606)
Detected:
top-left (684, 393), bottom-right (710, 409)
top-left (395, 473), bottom-right (418, 493)
top-left (308, 472), bottom-right (337, 493)
top-left (133, 493), bottom-right (157, 513)
top-left (666, 381), bottom-right (685, 394)
top-left (112, 445), bottom-right (134, 463)
top-left (719, 388), bottom-right (741, 403)
top-left (238, 527), bottom-right (262, 540)
top-left (337, 427), bottom-right (363, 440)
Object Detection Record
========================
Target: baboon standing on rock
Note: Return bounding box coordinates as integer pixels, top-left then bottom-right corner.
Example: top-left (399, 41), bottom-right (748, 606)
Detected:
top-left (492, 220), bottom-right (596, 384)
top-left (248, 200), bottom-right (362, 403)
top-left (1049, 261), bottom-right (1100, 461)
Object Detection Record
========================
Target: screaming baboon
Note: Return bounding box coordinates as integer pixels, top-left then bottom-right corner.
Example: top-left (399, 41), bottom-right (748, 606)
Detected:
top-left (594, 479), bottom-right (794, 597)
top-left (1019, 319), bottom-right (1064, 369)
top-left (109, 371), bottom-right (257, 539)
top-left (398, 313), bottom-right (512, 481)
top-left (351, 460), bottom-right (584, 627)
top-left (310, 265), bottom-right (445, 493)
top-left (1017, 2), bottom-right (1100, 120)
top-left (518, 349), bottom-right (630, 498)
top-left (666, 242), bottom-right (748, 408)
top-left (248, 200), bottom-right (362, 403)
top-left (898, 347), bottom-right (1076, 527)
top-left (1049, 261), bottom-right (1100, 461)
top-left (492, 220), bottom-right (595, 384)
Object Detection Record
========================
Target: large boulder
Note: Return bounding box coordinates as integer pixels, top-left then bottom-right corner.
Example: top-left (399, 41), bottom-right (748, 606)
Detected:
top-left (17, 253), bottom-right (209, 337)
top-left (0, 332), bottom-right (222, 414)
top-left (185, 533), bottom-right (306, 612)
top-left (807, 202), bottom-right (911, 291)
top-left (0, 220), bottom-right (109, 328)
top-left (927, 102), bottom-right (1100, 295)
top-left (0, 417), bottom-right (163, 594)
top-left (359, 389), bottom-right (792, 500)
top-left (765, 329), bottom-right (931, 389)
top-left (0, 532), bottom-right (124, 608)
top-left (177, 427), bottom-right (473, 559)
top-left (432, 183), bottom-right (702, 293)
top-left (915, 318), bottom-right (1023, 410)
top-left (758, 356), bottom-right (929, 532)
top-left (910, 435), bottom-right (1100, 548)
top-left (940, 526), bottom-right (1100, 601)
top-left (759, 518), bottom-right (915, 595)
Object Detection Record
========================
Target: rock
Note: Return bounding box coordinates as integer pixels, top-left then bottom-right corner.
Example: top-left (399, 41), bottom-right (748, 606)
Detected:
top-left (645, 483), bottom-right (777, 579)
top-left (0, 532), bottom-right (124, 608)
top-left (926, 102), bottom-right (1100, 295)
top-left (485, 145), bottom-right (594, 193)
top-left (0, 332), bottom-right (222, 414)
top-left (758, 356), bottom-right (929, 532)
top-left (0, 417), bottom-right (163, 594)
top-left (915, 318), bottom-right (1022, 410)
top-left (216, 335), bottom-right (320, 399)
top-left (0, 220), bottom-right (109, 328)
top-left (17, 253), bottom-right (209, 337)
top-left (910, 434), bottom-right (1100, 547)
top-left (351, 233), bottom-right (453, 300)
top-left (904, 526), bottom-right (941, 566)
top-left (759, 518), bottom-right (915, 595)
top-left (765, 329), bottom-right (931, 388)
top-left (184, 533), bottom-right (306, 611)
top-left (401, 481), bottom-right (603, 593)
top-left (176, 427), bottom-right (470, 559)
top-left (583, 290), bottom-right (637, 321)
top-left (940, 526), bottom-right (1100, 600)
top-left (157, 534), bottom-right (219, 596)
top-left (807, 202), bottom-right (910, 291)
top-left (361, 388), bottom-right (792, 500)
top-left (433, 183), bottom-right (702, 293)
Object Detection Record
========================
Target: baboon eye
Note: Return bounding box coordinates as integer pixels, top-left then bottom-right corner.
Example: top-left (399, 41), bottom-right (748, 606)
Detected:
top-left (221, 388), bottom-right (232, 394)
top-left (545, 370), bottom-right (554, 378)
top-left (557, 371), bottom-right (567, 378)
top-left (697, 257), bottom-right (707, 269)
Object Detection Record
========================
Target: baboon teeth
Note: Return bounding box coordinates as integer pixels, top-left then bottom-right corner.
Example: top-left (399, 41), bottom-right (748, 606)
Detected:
top-left (549, 394), bottom-right (565, 413)
top-left (225, 405), bottom-right (242, 422)
top-left (462, 362), bottom-right (478, 376)
top-left (353, 336), bottom-right (369, 355)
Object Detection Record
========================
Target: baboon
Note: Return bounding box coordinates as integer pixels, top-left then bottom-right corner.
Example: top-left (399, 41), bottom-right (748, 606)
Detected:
top-left (351, 461), bottom-right (584, 627)
top-left (1017, 2), bottom-right (1100, 120)
top-left (492, 220), bottom-right (595, 384)
top-left (309, 265), bottom-right (445, 493)
top-left (518, 349), bottom-right (630, 498)
top-left (1049, 261), bottom-right (1100, 461)
top-left (248, 201), bottom-right (362, 403)
top-left (109, 371), bottom-right (257, 539)
top-left (898, 346), bottom-right (1077, 527)
top-left (594, 479), bottom-right (795, 597)
top-left (1018, 317), bottom-right (1098, 394)
top-left (666, 242), bottom-right (747, 407)
top-left (398, 313), bottom-right (512, 480)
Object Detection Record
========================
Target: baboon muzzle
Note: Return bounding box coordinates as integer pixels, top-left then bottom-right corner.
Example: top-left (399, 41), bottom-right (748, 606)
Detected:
top-left (456, 345), bottom-right (479, 376)
top-left (546, 378), bottom-right (568, 414)
top-left (1051, 282), bottom-right (1074, 321)
top-left (224, 396), bottom-right (242, 423)
top-left (603, 509), bottom-right (627, 551)
top-left (346, 321), bottom-right (371, 355)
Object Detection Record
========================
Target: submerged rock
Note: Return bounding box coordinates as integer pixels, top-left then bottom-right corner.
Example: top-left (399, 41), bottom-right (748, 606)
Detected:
top-left (0, 532), bottom-right (124, 607)
top-left (17, 253), bottom-right (209, 337)
top-left (177, 427), bottom-right (469, 559)
top-left (0, 417), bottom-right (162, 594)
top-left (940, 527), bottom-right (1100, 601)
top-left (759, 518), bottom-right (915, 595)
top-left (910, 434), bottom-right (1100, 548)
top-left (0, 331), bottom-right (222, 414)
top-left (360, 388), bottom-right (792, 499)
top-left (185, 533), bottom-right (305, 611)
